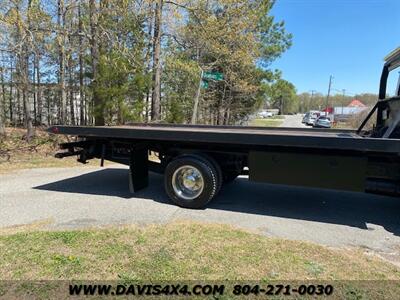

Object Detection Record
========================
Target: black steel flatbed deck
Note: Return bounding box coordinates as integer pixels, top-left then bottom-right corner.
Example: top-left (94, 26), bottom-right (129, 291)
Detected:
top-left (49, 124), bottom-right (400, 154)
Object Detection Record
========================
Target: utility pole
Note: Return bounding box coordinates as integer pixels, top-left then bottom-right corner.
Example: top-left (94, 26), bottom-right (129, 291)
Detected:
top-left (326, 75), bottom-right (333, 116)
top-left (191, 68), bottom-right (203, 124)
top-left (310, 90), bottom-right (316, 111)
top-left (341, 89), bottom-right (346, 115)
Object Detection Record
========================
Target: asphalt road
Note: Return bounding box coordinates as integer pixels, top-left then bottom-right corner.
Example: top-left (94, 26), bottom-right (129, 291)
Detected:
top-left (1, 166), bottom-right (400, 262)
top-left (280, 114), bottom-right (308, 128)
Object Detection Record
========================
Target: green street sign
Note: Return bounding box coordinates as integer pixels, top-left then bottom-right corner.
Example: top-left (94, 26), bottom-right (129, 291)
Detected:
top-left (203, 71), bottom-right (224, 81)
top-left (201, 80), bottom-right (209, 89)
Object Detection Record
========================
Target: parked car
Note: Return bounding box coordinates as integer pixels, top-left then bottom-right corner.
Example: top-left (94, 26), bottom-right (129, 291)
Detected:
top-left (313, 116), bottom-right (332, 128)
top-left (258, 111), bottom-right (273, 118)
top-left (302, 112), bottom-right (317, 125)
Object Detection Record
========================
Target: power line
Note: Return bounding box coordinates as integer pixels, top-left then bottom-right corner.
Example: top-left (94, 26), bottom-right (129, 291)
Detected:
top-left (310, 89), bottom-right (316, 101)
top-left (308, 90), bottom-right (316, 111)
top-left (333, 88), bottom-right (356, 96)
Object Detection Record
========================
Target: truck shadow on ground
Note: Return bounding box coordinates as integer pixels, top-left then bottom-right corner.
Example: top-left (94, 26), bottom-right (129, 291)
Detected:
top-left (34, 168), bottom-right (400, 237)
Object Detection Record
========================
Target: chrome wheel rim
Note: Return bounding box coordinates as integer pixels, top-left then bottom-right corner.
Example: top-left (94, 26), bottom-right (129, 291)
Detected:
top-left (171, 165), bottom-right (204, 200)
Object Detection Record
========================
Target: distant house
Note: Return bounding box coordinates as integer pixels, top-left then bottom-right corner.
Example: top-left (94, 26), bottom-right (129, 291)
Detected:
top-left (333, 99), bottom-right (368, 121)
top-left (348, 99), bottom-right (367, 108)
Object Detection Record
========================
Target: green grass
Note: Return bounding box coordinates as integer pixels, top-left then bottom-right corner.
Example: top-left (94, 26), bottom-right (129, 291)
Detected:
top-left (1, 222), bottom-right (399, 298)
top-left (1, 222), bottom-right (399, 281)
top-left (270, 115), bottom-right (286, 119)
top-left (249, 118), bottom-right (283, 127)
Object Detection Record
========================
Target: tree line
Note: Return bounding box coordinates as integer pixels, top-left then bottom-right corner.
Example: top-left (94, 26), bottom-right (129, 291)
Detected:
top-left (0, 0), bottom-right (292, 140)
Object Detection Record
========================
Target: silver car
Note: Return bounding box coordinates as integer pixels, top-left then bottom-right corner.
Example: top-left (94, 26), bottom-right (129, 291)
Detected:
top-left (302, 113), bottom-right (317, 126)
top-left (313, 116), bottom-right (331, 128)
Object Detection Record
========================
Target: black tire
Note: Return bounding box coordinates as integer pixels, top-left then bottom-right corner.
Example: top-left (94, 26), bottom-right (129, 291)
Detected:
top-left (191, 153), bottom-right (223, 194)
top-left (164, 155), bottom-right (220, 208)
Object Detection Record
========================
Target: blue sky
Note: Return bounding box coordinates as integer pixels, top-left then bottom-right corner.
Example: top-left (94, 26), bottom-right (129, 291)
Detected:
top-left (270, 0), bottom-right (400, 96)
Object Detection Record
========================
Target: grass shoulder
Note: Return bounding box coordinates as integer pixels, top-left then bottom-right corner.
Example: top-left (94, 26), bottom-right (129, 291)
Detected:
top-left (0, 221), bottom-right (398, 281)
top-left (249, 118), bottom-right (283, 127)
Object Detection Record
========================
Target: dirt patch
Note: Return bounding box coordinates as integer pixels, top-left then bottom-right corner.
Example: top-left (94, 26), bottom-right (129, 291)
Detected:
top-left (0, 127), bottom-right (91, 173)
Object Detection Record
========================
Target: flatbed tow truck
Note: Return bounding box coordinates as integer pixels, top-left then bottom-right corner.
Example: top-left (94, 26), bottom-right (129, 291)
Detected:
top-left (50, 48), bottom-right (400, 208)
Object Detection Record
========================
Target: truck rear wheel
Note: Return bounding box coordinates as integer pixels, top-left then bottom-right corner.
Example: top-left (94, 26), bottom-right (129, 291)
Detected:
top-left (164, 155), bottom-right (220, 208)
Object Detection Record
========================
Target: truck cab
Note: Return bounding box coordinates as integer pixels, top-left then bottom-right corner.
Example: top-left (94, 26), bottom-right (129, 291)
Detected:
top-left (358, 47), bottom-right (400, 138)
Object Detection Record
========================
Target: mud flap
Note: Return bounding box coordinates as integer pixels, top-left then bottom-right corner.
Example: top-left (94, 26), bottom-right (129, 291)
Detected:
top-left (129, 147), bottom-right (149, 192)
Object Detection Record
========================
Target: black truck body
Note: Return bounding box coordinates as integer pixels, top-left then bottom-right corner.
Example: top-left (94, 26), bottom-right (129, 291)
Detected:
top-left (49, 48), bottom-right (400, 208)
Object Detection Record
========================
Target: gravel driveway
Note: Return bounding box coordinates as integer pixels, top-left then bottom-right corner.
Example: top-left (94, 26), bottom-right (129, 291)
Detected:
top-left (280, 114), bottom-right (308, 128)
